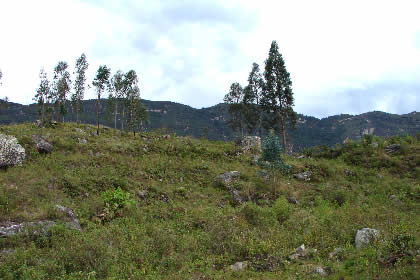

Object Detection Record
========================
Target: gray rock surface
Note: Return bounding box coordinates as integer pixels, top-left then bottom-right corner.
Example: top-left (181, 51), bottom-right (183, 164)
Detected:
top-left (0, 205), bottom-right (81, 238)
top-left (215, 171), bottom-right (240, 186)
top-left (74, 128), bottom-right (85, 134)
top-left (215, 171), bottom-right (245, 205)
top-left (355, 228), bottom-right (379, 248)
top-left (78, 138), bottom-right (87, 144)
top-left (293, 171), bottom-right (312, 181)
top-left (287, 196), bottom-right (299, 204)
top-left (385, 144), bottom-right (401, 154)
top-left (288, 244), bottom-right (317, 260)
top-left (312, 267), bottom-right (327, 277)
top-left (240, 136), bottom-right (261, 152)
top-left (55, 205), bottom-right (81, 230)
top-left (137, 190), bottom-right (147, 200)
top-left (230, 261), bottom-right (248, 271)
top-left (32, 134), bottom-right (53, 153)
top-left (0, 134), bottom-right (25, 168)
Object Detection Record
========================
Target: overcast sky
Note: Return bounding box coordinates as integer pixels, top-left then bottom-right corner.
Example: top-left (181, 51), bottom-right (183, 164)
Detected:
top-left (0, 0), bottom-right (419, 118)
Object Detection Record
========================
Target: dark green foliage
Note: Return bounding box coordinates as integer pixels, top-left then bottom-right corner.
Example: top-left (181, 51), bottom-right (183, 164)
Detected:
top-left (224, 82), bottom-right (245, 137)
top-left (262, 40), bottom-right (297, 152)
top-left (243, 63), bottom-right (265, 137)
top-left (52, 61), bottom-right (71, 123)
top-left (92, 65), bottom-right (111, 135)
top-left (34, 68), bottom-right (52, 126)
top-left (259, 132), bottom-right (291, 173)
top-left (72, 54), bottom-right (89, 123)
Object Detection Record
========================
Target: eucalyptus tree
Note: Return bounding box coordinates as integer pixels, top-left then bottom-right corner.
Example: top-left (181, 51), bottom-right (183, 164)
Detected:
top-left (262, 40), bottom-right (297, 152)
top-left (92, 65), bottom-right (111, 135)
top-left (33, 68), bottom-right (52, 125)
top-left (243, 62), bottom-right (265, 137)
top-left (0, 68), bottom-right (2, 86)
top-left (224, 82), bottom-right (245, 137)
top-left (108, 70), bottom-right (125, 129)
top-left (52, 61), bottom-right (71, 122)
top-left (72, 53), bottom-right (89, 123)
top-left (124, 70), bottom-right (142, 136)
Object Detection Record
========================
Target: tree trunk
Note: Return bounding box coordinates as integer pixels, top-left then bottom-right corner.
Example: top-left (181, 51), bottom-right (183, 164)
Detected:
top-left (96, 95), bottom-right (100, 135)
top-left (114, 103), bottom-right (118, 129)
top-left (281, 117), bottom-right (287, 153)
top-left (41, 101), bottom-right (45, 125)
top-left (258, 111), bottom-right (262, 138)
top-left (121, 108), bottom-right (125, 131)
top-left (76, 102), bottom-right (79, 124)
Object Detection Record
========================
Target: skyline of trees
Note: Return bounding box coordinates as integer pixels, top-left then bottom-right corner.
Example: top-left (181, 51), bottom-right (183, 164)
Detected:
top-left (225, 40), bottom-right (297, 152)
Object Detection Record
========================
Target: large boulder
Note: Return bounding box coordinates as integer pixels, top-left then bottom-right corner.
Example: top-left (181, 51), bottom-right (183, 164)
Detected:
top-left (240, 136), bottom-right (262, 152)
top-left (355, 228), bottom-right (379, 248)
top-left (0, 134), bottom-right (25, 168)
top-left (32, 135), bottom-right (53, 154)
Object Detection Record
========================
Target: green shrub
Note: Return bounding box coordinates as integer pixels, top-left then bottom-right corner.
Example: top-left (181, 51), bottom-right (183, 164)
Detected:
top-left (272, 196), bottom-right (291, 223)
top-left (101, 187), bottom-right (134, 221)
top-left (259, 133), bottom-right (292, 174)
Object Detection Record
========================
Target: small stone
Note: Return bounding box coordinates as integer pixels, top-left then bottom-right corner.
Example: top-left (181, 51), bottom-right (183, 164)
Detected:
top-left (287, 196), bottom-right (299, 204)
top-left (329, 247), bottom-right (343, 261)
top-left (74, 128), bottom-right (85, 134)
top-left (78, 138), bottom-right (87, 144)
top-left (312, 267), bottom-right (327, 277)
top-left (293, 171), bottom-right (312, 181)
top-left (230, 261), bottom-right (248, 271)
top-left (137, 191), bottom-right (147, 200)
top-left (355, 228), bottom-right (380, 248)
top-left (385, 144), bottom-right (401, 155)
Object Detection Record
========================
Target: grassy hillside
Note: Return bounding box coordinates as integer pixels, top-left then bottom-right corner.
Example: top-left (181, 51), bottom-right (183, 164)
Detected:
top-left (0, 123), bottom-right (419, 279)
top-left (1, 100), bottom-right (419, 151)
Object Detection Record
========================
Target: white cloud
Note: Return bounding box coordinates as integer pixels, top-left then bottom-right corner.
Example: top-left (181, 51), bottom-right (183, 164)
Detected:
top-left (0, 0), bottom-right (419, 117)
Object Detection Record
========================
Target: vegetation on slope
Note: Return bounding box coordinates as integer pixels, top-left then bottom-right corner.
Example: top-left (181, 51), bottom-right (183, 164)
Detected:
top-left (0, 123), bottom-right (419, 279)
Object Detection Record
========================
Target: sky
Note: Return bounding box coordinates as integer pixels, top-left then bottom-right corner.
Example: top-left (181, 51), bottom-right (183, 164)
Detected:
top-left (0, 0), bottom-right (419, 118)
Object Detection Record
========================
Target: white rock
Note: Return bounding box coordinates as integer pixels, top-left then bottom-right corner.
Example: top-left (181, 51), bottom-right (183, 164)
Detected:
top-left (0, 134), bottom-right (25, 168)
top-left (230, 261), bottom-right (248, 271)
top-left (355, 228), bottom-right (379, 248)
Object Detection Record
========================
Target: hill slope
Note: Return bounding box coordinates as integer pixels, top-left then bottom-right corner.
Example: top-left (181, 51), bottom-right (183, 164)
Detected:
top-left (0, 123), bottom-right (418, 279)
top-left (0, 99), bottom-right (419, 151)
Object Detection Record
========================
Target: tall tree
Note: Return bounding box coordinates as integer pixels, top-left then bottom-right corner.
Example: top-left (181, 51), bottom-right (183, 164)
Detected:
top-left (224, 82), bottom-right (246, 137)
top-left (72, 53), bottom-right (89, 123)
top-left (243, 62), bottom-right (265, 138)
top-left (108, 70), bottom-right (125, 129)
top-left (262, 40), bottom-right (297, 152)
top-left (124, 70), bottom-right (142, 137)
top-left (52, 61), bottom-right (71, 123)
top-left (33, 68), bottom-right (51, 125)
top-left (92, 65), bottom-right (111, 135)
top-left (0, 68), bottom-right (3, 86)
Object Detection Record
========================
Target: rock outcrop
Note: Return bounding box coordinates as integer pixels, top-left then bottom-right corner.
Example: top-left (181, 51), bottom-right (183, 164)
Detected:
top-left (355, 228), bottom-right (379, 248)
top-left (0, 134), bottom-right (25, 168)
top-left (32, 134), bottom-right (53, 154)
top-left (240, 136), bottom-right (261, 152)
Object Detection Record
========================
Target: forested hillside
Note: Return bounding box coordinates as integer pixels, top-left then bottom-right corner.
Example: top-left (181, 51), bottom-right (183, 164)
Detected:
top-left (0, 99), bottom-right (418, 151)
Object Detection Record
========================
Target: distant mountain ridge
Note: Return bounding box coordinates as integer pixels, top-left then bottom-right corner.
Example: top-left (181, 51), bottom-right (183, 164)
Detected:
top-left (0, 99), bottom-right (419, 151)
